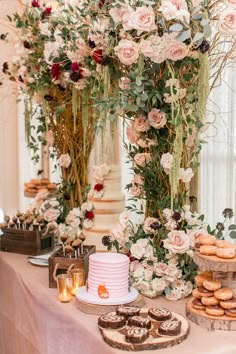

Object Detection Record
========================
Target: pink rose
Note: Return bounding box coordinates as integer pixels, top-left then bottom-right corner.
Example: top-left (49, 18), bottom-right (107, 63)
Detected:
top-left (187, 229), bottom-right (208, 248)
top-left (130, 260), bottom-right (141, 272)
top-left (58, 153), bottom-right (71, 168)
top-left (119, 211), bottom-right (131, 229)
top-left (130, 243), bottom-right (145, 259)
top-left (218, 8), bottom-right (236, 34)
top-left (114, 39), bottom-right (139, 65)
top-left (126, 123), bottom-right (139, 144)
top-left (119, 77), bottom-right (130, 90)
top-left (160, 152), bottom-right (173, 172)
top-left (109, 5), bottom-right (133, 30)
top-left (164, 230), bottom-right (190, 254)
top-left (110, 225), bottom-right (129, 247)
top-left (128, 6), bottom-right (156, 34)
top-left (155, 262), bottom-right (168, 277)
top-left (148, 108), bottom-right (166, 129)
top-left (179, 167), bottom-right (194, 183)
top-left (44, 130), bottom-right (54, 147)
top-left (166, 41), bottom-right (188, 61)
top-left (225, 0), bottom-right (236, 8)
top-left (134, 153), bottom-right (151, 167)
top-left (130, 185), bottom-right (142, 196)
top-left (133, 117), bottom-right (150, 132)
top-left (133, 174), bottom-right (144, 185)
top-left (159, 0), bottom-right (190, 23)
top-left (43, 208), bottom-right (60, 222)
top-left (35, 190), bottom-right (49, 202)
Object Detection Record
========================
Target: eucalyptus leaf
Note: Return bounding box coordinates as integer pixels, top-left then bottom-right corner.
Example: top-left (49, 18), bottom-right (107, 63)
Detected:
top-left (229, 231), bottom-right (236, 239)
top-left (176, 30), bottom-right (191, 42)
top-left (141, 0), bottom-right (155, 4)
top-left (140, 92), bottom-right (148, 101)
top-left (204, 24), bottom-right (212, 37)
top-left (229, 224), bottom-right (236, 230)
top-left (169, 23), bottom-right (183, 32)
top-left (192, 14), bottom-right (202, 20)
top-left (193, 32), bottom-right (204, 42)
top-left (136, 77), bottom-right (142, 86)
top-left (201, 19), bottom-right (209, 26)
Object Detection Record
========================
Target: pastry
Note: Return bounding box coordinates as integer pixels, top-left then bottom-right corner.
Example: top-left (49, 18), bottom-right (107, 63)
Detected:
top-left (216, 247), bottom-right (235, 259)
top-left (200, 245), bottom-right (217, 256)
top-left (192, 298), bottom-right (206, 310)
top-left (98, 314), bottom-right (126, 329)
top-left (201, 296), bottom-right (219, 306)
top-left (197, 287), bottom-right (214, 297)
top-left (128, 316), bottom-right (151, 329)
top-left (194, 272), bottom-right (212, 287)
top-left (192, 288), bottom-right (202, 299)
top-left (199, 234), bottom-right (216, 245)
top-left (214, 288), bottom-right (233, 301)
top-left (158, 319), bottom-right (181, 336)
top-left (219, 297), bottom-right (236, 310)
top-left (148, 307), bottom-right (172, 321)
top-left (225, 309), bottom-right (236, 318)
top-left (215, 240), bottom-right (232, 248)
top-left (116, 305), bottom-right (140, 318)
top-left (202, 279), bottom-right (221, 291)
top-left (125, 326), bottom-right (149, 343)
top-left (205, 305), bottom-right (224, 316)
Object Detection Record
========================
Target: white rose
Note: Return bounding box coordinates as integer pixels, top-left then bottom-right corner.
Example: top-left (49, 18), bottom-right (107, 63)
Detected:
top-left (155, 262), bottom-right (168, 276)
top-left (164, 230), bottom-right (190, 254)
top-left (43, 208), bottom-right (60, 222)
top-left (137, 238), bottom-right (148, 248)
top-left (83, 219), bottom-right (94, 229)
top-left (119, 211), bottom-right (131, 229)
top-left (132, 264), bottom-right (145, 278)
top-left (144, 244), bottom-right (154, 258)
top-left (58, 153), bottom-right (71, 168)
top-left (130, 243), bottom-right (145, 259)
top-left (144, 269), bottom-right (153, 281)
top-left (165, 287), bottom-right (183, 301)
top-left (160, 152), bottom-right (173, 172)
top-left (39, 22), bottom-right (51, 36)
top-left (179, 167), bottom-right (194, 183)
top-left (128, 6), bottom-right (156, 35)
top-left (81, 202), bottom-right (93, 212)
top-left (218, 8), bottom-right (236, 34)
top-left (151, 277), bottom-right (167, 293)
top-left (164, 264), bottom-right (182, 282)
top-left (159, 0), bottom-right (190, 24)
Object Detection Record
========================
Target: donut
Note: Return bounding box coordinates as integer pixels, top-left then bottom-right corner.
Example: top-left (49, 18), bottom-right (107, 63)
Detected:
top-left (225, 309), bottom-right (236, 318)
top-left (128, 316), bottom-right (152, 329)
top-left (216, 247), bottom-right (235, 259)
top-left (199, 234), bottom-right (216, 245)
top-left (219, 297), bottom-right (236, 310)
top-left (215, 240), bottom-right (232, 248)
top-left (192, 298), bottom-right (206, 310)
top-left (30, 179), bottom-right (41, 185)
top-left (214, 288), bottom-right (233, 301)
top-left (200, 245), bottom-right (217, 256)
top-left (40, 178), bottom-right (50, 185)
top-left (47, 183), bottom-right (57, 190)
top-left (201, 296), bottom-right (219, 306)
top-left (125, 326), bottom-right (149, 343)
top-left (192, 288), bottom-right (202, 299)
top-left (194, 272), bottom-right (212, 287)
top-left (205, 305), bottom-right (224, 317)
top-left (98, 314), bottom-right (126, 329)
top-left (192, 287), bottom-right (214, 298)
top-left (202, 279), bottom-right (221, 291)
top-left (148, 307), bottom-right (171, 321)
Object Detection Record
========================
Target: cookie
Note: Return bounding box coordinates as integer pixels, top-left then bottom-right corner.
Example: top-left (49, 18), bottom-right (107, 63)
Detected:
top-left (158, 319), bottom-right (181, 336)
top-left (128, 316), bottom-right (151, 329)
top-left (98, 314), bottom-right (126, 329)
top-left (116, 305), bottom-right (140, 318)
top-left (148, 307), bottom-right (172, 322)
top-left (125, 326), bottom-right (149, 344)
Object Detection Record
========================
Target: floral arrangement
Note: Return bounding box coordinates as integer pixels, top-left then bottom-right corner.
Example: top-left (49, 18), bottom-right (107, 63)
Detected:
top-left (208, 208), bottom-right (236, 242)
top-left (88, 164), bottom-right (111, 198)
top-left (106, 207), bottom-right (206, 299)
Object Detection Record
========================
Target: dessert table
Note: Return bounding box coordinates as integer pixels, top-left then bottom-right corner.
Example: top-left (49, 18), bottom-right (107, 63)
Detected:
top-left (0, 251), bottom-right (235, 354)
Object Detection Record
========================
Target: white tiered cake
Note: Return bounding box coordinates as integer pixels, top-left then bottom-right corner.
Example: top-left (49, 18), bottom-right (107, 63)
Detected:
top-left (83, 164), bottom-right (125, 251)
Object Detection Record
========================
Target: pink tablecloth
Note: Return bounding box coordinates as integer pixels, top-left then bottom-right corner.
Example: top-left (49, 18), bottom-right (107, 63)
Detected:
top-left (0, 251), bottom-right (235, 354)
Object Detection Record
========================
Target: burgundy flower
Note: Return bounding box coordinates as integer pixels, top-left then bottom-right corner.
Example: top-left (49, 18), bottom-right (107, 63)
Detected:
top-left (51, 63), bottom-right (61, 80)
top-left (94, 183), bottom-right (103, 192)
top-left (71, 62), bottom-right (80, 72)
top-left (42, 6), bottom-right (52, 19)
top-left (85, 211), bottom-right (94, 220)
top-left (70, 62), bottom-right (83, 82)
top-left (98, 0), bottom-right (110, 9)
top-left (92, 49), bottom-right (103, 64)
top-left (31, 0), bottom-right (40, 7)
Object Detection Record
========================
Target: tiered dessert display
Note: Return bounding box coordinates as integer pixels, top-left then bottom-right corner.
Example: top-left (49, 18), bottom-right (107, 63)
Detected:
top-left (75, 253), bottom-right (143, 314)
top-left (24, 178), bottom-right (57, 198)
top-left (98, 305), bottom-right (189, 351)
top-left (83, 165), bottom-right (125, 251)
top-left (186, 234), bottom-right (236, 330)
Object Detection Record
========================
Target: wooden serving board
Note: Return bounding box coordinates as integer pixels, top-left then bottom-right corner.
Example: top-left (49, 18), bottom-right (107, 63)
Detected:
top-left (186, 297), bottom-right (236, 331)
top-left (98, 308), bottom-right (189, 351)
top-left (194, 252), bottom-right (236, 272)
top-left (75, 293), bottom-right (145, 315)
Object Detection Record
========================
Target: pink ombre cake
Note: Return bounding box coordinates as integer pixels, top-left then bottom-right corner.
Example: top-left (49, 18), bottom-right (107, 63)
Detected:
top-left (87, 252), bottom-right (130, 299)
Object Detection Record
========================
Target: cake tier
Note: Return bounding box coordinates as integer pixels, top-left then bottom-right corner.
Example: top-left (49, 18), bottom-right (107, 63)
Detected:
top-left (87, 253), bottom-right (129, 299)
top-left (88, 196), bottom-right (125, 210)
top-left (83, 228), bottom-right (113, 251)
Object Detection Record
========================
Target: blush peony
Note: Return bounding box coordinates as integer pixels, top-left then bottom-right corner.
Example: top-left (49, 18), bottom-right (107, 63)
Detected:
top-left (128, 6), bottom-right (156, 34)
top-left (114, 39), bottom-right (139, 65)
top-left (164, 230), bottom-right (190, 254)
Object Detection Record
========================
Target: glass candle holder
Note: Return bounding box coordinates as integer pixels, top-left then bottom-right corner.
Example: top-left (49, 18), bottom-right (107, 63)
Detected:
top-left (69, 269), bottom-right (85, 296)
top-left (57, 274), bottom-right (72, 303)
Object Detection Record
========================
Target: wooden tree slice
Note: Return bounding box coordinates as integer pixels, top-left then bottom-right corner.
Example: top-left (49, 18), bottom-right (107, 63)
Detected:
top-left (75, 293), bottom-right (145, 315)
top-left (99, 309), bottom-right (189, 351)
top-left (186, 298), bottom-right (236, 331)
top-left (194, 252), bottom-right (236, 272)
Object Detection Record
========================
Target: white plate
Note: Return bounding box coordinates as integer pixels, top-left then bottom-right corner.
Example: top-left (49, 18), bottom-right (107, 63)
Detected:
top-left (28, 258), bottom-right (49, 267)
top-left (76, 286), bottom-right (138, 305)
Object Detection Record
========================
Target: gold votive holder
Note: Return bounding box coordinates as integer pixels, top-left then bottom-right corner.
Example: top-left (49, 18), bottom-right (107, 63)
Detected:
top-left (57, 274), bottom-right (72, 303)
top-left (68, 268), bottom-right (84, 296)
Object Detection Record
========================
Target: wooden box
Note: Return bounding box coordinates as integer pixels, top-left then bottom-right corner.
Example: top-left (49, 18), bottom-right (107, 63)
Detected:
top-left (0, 227), bottom-right (54, 256)
top-left (48, 245), bottom-right (96, 288)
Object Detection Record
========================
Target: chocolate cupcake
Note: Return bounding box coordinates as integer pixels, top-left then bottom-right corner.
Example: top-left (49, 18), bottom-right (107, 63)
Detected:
top-left (125, 326), bottom-right (149, 343)
top-left (128, 316), bottom-right (151, 329)
top-left (148, 307), bottom-right (172, 322)
top-left (98, 314), bottom-right (126, 329)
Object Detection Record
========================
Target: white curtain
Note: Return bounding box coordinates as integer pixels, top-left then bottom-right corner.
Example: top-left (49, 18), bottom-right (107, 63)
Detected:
top-left (200, 64), bottom-right (236, 227)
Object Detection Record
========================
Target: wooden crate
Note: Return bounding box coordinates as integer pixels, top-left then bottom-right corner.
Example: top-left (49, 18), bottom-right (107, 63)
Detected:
top-left (0, 227), bottom-right (54, 256)
top-left (48, 245), bottom-right (96, 288)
